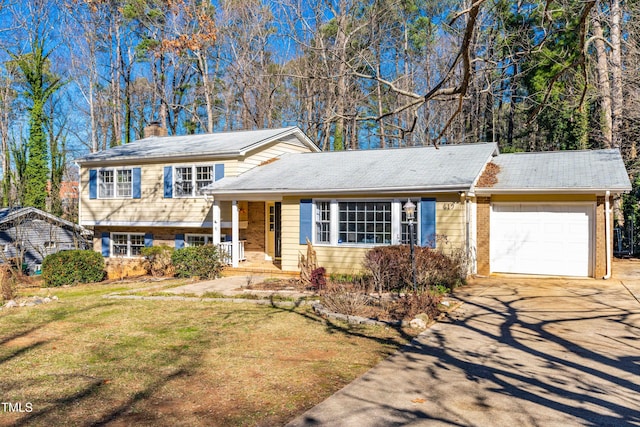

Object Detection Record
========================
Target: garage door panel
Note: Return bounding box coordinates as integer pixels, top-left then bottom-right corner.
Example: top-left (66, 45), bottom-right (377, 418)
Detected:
top-left (491, 203), bottom-right (593, 277)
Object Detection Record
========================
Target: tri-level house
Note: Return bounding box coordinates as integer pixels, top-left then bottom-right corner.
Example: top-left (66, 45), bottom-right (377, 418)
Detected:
top-left (77, 124), bottom-right (631, 279)
top-left (76, 125), bottom-right (319, 270)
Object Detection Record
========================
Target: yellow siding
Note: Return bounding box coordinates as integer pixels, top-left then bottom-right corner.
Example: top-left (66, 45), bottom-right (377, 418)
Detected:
top-left (238, 141), bottom-right (312, 175)
top-left (280, 194), bottom-right (467, 274)
top-left (80, 138), bottom-right (314, 226)
top-left (80, 163), bottom-right (217, 225)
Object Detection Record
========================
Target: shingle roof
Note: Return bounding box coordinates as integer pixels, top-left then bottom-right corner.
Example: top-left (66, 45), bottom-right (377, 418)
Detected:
top-left (478, 149), bottom-right (631, 192)
top-left (204, 143), bottom-right (499, 196)
top-left (76, 126), bottom-right (317, 164)
top-left (0, 207), bottom-right (91, 235)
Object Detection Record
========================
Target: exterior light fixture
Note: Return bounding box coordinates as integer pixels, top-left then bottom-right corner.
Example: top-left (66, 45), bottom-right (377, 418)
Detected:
top-left (403, 199), bottom-right (417, 292)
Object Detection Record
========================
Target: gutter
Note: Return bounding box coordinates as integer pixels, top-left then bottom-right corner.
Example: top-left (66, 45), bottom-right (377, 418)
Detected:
top-left (474, 187), bottom-right (631, 195)
top-left (203, 184), bottom-right (474, 199)
top-left (76, 150), bottom-right (243, 166)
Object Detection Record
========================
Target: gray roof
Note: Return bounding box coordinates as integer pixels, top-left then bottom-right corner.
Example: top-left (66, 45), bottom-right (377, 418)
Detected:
top-left (0, 207), bottom-right (91, 235)
top-left (479, 149), bottom-right (631, 193)
top-left (204, 143), bottom-right (499, 196)
top-left (76, 126), bottom-right (317, 164)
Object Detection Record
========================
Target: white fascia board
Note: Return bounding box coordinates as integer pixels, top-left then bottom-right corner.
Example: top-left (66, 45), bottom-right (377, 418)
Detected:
top-left (208, 184), bottom-right (472, 200)
top-left (474, 187), bottom-right (631, 195)
top-left (76, 152), bottom-right (240, 167)
top-left (238, 127), bottom-right (320, 156)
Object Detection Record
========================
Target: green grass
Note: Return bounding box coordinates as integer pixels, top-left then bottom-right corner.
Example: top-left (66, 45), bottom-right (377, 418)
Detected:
top-left (0, 281), bottom-right (415, 426)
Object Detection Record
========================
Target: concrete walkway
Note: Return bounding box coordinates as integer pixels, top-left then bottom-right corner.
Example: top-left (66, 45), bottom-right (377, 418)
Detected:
top-left (162, 274), bottom-right (311, 299)
top-left (287, 260), bottom-right (640, 427)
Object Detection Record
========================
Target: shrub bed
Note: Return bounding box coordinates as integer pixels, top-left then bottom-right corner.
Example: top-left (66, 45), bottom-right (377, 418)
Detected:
top-left (363, 245), bottom-right (466, 292)
top-left (42, 250), bottom-right (105, 287)
top-left (171, 245), bottom-right (223, 279)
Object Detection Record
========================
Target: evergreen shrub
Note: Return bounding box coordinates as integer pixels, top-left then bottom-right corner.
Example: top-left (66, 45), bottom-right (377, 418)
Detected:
top-left (171, 245), bottom-right (223, 279)
top-left (42, 250), bottom-right (105, 287)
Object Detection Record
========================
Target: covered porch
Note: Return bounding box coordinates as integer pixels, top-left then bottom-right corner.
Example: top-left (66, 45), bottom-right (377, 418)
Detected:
top-left (211, 199), bottom-right (283, 272)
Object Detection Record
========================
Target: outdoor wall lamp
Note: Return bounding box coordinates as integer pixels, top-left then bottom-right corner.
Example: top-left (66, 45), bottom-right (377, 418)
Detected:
top-left (403, 199), bottom-right (417, 292)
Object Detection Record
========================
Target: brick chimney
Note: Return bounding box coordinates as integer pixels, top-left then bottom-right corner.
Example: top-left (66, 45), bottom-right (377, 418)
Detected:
top-left (143, 121), bottom-right (168, 138)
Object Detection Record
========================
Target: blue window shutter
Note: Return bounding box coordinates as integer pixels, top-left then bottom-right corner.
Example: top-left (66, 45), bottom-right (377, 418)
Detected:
top-left (299, 199), bottom-right (313, 245)
top-left (164, 166), bottom-right (173, 198)
top-left (89, 170), bottom-right (97, 199)
top-left (420, 198), bottom-right (436, 248)
top-left (215, 163), bottom-right (225, 181)
top-left (133, 168), bottom-right (142, 199)
top-left (144, 233), bottom-right (153, 247)
top-left (101, 232), bottom-right (110, 257)
top-left (175, 234), bottom-right (184, 249)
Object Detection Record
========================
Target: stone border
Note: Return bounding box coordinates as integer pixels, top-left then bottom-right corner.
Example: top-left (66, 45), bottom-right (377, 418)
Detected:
top-left (104, 293), bottom-right (318, 308)
top-left (311, 302), bottom-right (407, 327)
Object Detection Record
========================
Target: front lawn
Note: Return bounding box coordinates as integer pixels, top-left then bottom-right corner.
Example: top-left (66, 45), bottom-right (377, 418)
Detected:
top-left (0, 280), bottom-right (414, 426)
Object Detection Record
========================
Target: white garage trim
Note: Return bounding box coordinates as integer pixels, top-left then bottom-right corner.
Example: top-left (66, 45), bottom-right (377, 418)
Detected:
top-left (490, 202), bottom-right (595, 277)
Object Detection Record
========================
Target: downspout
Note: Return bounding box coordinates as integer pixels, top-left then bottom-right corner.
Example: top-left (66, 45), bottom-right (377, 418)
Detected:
top-left (604, 190), bottom-right (612, 279)
top-left (461, 192), bottom-right (468, 267)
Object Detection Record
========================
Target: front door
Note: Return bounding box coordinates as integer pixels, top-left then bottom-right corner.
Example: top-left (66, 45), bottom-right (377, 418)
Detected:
top-left (274, 202), bottom-right (282, 259)
top-left (266, 202), bottom-right (282, 260)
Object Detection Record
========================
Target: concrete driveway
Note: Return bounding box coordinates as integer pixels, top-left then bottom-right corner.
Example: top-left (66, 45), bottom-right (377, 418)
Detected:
top-left (287, 260), bottom-right (640, 426)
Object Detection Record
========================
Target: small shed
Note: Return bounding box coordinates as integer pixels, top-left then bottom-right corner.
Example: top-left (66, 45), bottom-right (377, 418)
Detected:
top-left (0, 207), bottom-right (92, 274)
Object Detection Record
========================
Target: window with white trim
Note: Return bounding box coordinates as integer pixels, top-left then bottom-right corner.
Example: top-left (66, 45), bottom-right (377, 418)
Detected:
top-left (339, 201), bottom-right (392, 244)
top-left (112, 233), bottom-right (145, 257)
top-left (185, 234), bottom-right (212, 247)
top-left (315, 200), bottom-right (413, 246)
top-left (99, 168), bottom-right (133, 198)
top-left (316, 201), bottom-right (331, 243)
top-left (175, 165), bottom-right (212, 197)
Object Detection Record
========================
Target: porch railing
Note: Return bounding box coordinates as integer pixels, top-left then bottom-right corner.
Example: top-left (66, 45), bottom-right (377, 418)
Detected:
top-left (218, 241), bottom-right (246, 265)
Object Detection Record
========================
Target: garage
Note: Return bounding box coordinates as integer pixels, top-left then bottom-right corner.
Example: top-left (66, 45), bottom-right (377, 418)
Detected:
top-left (490, 203), bottom-right (594, 277)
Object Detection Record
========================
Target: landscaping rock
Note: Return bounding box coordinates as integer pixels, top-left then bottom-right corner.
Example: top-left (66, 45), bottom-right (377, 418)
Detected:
top-left (410, 317), bottom-right (427, 329)
top-left (4, 300), bottom-right (17, 308)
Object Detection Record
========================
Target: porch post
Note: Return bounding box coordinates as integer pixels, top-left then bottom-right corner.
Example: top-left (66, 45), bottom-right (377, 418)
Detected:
top-left (212, 200), bottom-right (221, 245)
top-left (231, 200), bottom-right (239, 267)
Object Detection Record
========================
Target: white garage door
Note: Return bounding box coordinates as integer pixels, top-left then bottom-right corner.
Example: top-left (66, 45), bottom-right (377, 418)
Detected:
top-left (490, 203), bottom-right (593, 277)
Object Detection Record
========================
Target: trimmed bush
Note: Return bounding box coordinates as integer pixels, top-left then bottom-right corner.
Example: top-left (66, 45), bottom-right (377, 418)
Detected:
top-left (42, 250), bottom-right (105, 287)
top-left (363, 245), bottom-right (466, 292)
top-left (171, 245), bottom-right (223, 279)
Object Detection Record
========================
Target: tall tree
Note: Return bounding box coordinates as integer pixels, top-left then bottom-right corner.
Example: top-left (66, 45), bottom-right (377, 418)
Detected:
top-left (12, 37), bottom-right (64, 208)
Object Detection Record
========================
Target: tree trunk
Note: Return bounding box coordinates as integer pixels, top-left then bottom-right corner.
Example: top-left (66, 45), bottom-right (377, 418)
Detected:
top-left (610, 0), bottom-right (623, 148)
top-left (592, 16), bottom-right (613, 148)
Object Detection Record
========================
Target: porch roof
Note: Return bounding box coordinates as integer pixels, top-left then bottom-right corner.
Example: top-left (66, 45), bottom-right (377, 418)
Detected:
top-left (203, 142), bottom-right (499, 197)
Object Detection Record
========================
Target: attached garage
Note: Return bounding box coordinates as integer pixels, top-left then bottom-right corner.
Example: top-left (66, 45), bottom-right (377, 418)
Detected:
top-left (474, 148), bottom-right (631, 279)
top-left (490, 203), bottom-right (594, 277)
